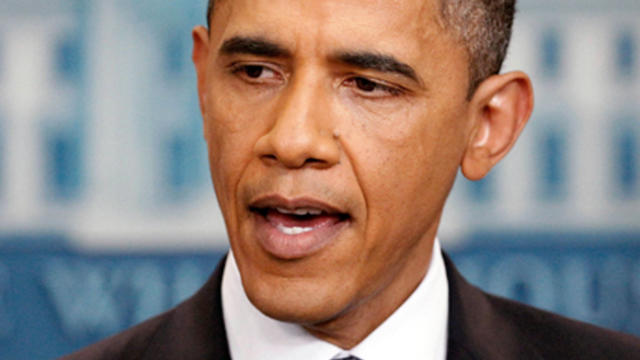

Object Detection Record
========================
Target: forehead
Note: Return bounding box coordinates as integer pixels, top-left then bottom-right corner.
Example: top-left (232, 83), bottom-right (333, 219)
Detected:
top-left (210, 0), bottom-right (451, 61)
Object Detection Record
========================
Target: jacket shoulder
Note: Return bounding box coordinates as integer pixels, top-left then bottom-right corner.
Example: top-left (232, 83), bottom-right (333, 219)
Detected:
top-left (58, 310), bottom-right (173, 360)
top-left (58, 256), bottom-right (230, 360)
top-left (487, 293), bottom-right (640, 359)
top-left (443, 252), bottom-right (640, 360)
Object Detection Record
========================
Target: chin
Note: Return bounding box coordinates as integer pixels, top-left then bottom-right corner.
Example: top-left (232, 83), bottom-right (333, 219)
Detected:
top-left (242, 270), bottom-right (351, 326)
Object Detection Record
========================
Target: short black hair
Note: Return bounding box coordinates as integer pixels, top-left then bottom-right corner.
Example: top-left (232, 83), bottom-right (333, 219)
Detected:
top-left (205, 0), bottom-right (516, 93)
top-left (441, 0), bottom-right (516, 91)
top-left (206, 0), bottom-right (215, 29)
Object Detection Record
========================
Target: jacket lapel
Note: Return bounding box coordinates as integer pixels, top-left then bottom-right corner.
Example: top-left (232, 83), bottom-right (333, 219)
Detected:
top-left (443, 253), bottom-right (543, 360)
top-left (140, 255), bottom-right (232, 360)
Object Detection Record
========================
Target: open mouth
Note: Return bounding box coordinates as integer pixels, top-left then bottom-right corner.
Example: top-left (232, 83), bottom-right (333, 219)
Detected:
top-left (250, 206), bottom-right (350, 234)
top-left (248, 197), bottom-right (351, 259)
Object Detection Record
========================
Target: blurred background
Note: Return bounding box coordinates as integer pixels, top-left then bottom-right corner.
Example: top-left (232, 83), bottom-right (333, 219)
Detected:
top-left (0, 0), bottom-right (638, 358)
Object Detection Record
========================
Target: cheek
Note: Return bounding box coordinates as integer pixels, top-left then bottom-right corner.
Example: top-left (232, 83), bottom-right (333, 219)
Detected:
top-left (343, 101), bottom-right (443, 193)
top-left (345, 100), bottom-right (467, 238)
top-left (204, 92), bottom-right (268, 205)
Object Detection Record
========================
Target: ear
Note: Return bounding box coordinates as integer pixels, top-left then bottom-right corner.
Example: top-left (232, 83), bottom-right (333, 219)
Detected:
top-left (192, 25), bottom-right (211, 120)
top-left (461, 71), bottom-right (534, 180)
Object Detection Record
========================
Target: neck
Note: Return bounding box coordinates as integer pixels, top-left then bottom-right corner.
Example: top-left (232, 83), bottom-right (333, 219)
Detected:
top-left (303, 231), bottom-right (438, 349)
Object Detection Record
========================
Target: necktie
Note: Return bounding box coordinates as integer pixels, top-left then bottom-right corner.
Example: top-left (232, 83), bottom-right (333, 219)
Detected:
top-left (335, 356), bottom-right (361, 360)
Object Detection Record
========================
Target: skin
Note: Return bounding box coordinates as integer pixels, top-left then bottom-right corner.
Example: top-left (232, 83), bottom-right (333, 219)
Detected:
top-left (192, 0), bottom-right (533, 349)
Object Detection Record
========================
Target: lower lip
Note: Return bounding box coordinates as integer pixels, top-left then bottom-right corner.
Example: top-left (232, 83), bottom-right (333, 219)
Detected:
top-left (252, 211), bottom-right (348, 260)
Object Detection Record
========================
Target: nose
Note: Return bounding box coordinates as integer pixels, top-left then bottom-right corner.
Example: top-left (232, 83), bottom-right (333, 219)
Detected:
top-left (254, 76), bottom-right (340, 169)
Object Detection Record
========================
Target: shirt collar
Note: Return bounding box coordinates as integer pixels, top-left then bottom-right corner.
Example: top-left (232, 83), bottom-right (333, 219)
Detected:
top-left (222, 239), bottom-right (448, 360)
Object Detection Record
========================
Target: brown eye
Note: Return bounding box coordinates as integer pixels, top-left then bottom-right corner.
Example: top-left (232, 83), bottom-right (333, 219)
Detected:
top-left (244, 65), bottom-right (264, 78)
top-left (231, 63), bottom-right (280, 83)
top-left (355, 77), bottom-right (377, 92)
top-left (345, 76), bottom-right (404, 98)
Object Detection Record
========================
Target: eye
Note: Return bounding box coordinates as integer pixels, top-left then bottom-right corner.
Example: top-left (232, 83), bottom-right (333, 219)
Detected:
top-left (354, 77), bottom-right (378, 92)
top-left (244, 65), bottom-right (264, 78)
top-left (345, 76), bottom-right (403, 98)
top-left (231, 64), bottom-right (281, 83)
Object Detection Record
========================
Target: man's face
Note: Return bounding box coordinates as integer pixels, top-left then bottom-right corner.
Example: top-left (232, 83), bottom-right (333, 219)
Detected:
top-left (196, 0), bottom-right (472, 337)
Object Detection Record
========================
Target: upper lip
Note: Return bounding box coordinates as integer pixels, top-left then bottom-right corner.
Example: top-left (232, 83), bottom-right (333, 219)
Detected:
top-left (248, 194), bottom-right (347, 215)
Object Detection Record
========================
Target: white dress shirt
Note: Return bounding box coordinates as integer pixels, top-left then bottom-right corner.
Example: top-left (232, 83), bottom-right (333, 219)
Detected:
top-left (222, 239), bottom-right (449, 360)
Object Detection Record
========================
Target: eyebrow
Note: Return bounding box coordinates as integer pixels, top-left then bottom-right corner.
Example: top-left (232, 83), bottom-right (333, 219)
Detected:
top-left (218, 36), bottom-right (420, 84)
top-left (333, 51), bottom-right (420, 84)
top-left (219, 36), bottom-right (291, 58)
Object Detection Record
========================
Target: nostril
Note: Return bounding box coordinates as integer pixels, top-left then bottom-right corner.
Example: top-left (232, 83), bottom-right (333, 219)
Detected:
top-left (259, 154), bottom-right (279, 166)
top-left (254, 123), bottom-right (340, 168)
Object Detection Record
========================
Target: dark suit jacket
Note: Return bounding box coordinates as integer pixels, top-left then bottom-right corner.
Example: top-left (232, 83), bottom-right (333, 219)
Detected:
top-left (61, 253), bottom-right (640, 359)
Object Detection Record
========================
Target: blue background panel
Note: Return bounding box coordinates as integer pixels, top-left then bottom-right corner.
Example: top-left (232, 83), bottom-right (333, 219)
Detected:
top-left (0, 244), bottom-right (223, 359)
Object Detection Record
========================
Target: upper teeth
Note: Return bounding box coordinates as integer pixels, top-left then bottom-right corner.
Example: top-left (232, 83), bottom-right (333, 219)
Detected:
top-left (276, 207), bottom-right (322, 216)
top-left (277, 225), bottom-right (314, 235)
